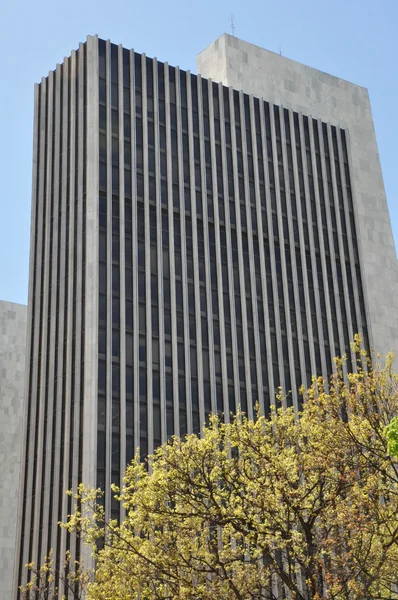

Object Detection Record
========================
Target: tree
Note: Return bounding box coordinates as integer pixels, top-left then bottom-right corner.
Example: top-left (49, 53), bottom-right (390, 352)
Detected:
top-left (385, 416), bottom-right (398, 459)
top-left (60, 339), bottom-right (398, 600)
top-left (20, 551), bottom-right (90, 600)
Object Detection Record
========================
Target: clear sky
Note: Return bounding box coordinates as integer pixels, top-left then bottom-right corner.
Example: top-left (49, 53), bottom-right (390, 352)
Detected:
top-left (0, 0), bottom-right (397, 304)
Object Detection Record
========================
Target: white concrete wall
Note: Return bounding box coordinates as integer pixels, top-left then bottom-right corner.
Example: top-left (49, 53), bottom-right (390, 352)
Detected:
top-left (0, 301), bottom-right (27, 599)
top-left (197, 34), bottom-right (398, 356)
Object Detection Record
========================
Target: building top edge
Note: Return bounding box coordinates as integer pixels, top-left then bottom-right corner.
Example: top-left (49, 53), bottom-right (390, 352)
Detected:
top-left (37, 33), bottom-right (368, 97)
top-left (0, 300), bottom-right (28, 309)
top-left (197, 32), bottom-right (368, 92)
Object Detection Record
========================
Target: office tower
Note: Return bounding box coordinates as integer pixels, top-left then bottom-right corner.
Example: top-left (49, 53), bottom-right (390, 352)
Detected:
top-left (197, 34), bottom-right (398, 357)
top-left (14, 34), bottom-right (398, 595)
top-left (0, 301), bottom-right (27, 598)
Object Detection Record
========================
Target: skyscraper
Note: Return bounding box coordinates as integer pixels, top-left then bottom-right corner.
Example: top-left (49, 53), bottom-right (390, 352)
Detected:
top-left (14, 34), bottom-right (398, 596)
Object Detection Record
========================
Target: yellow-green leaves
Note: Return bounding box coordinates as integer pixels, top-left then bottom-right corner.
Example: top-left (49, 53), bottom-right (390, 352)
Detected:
top-left (22, 344), bottom-right (398, 599)
top-left (385, 415), bottom-right (398, 458)
top-left (78, 350), bottom-right (398, 598)
top-left (20, 550), bottom-right (91, 600)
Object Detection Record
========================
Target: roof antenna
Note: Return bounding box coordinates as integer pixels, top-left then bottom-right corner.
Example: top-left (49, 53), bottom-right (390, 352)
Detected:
top-left (279, 44), bottom-right (282, 56)
top-left (230, 14), bottom-right (236, 37)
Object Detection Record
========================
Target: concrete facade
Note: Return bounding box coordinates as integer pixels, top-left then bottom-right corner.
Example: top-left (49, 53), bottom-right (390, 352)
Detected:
top-left (15, 33), bottom-right (398, 599)
top-left (14, 43), bottom-right (94, 597)
top-left (197, 33), bottom-right (398, 356)
top-left (0, 301), bottom-right (27, 600)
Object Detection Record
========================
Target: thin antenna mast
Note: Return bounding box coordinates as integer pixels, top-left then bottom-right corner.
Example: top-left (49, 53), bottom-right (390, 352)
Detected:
top-left (230, 14), bottom-right (236, 37)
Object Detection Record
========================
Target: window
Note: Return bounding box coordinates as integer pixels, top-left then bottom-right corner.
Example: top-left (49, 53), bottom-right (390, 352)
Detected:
top-left (99, 294), bottom-right (107, 323)
top-left (97, 431), bottom-right (106, 468)
top-left (139, 336), bottom-right (146, 362)
top-left (99, 328), bottom-right (106, 355)
top-left (126, 334), bottom-right (133, 364)
top-left (98, 395), bottom-right (106, 428)
top-left (112, 330), bottom-right (120, 358)
top-left (112, 365), bottom-right (120, 395)
top-left (126, 367), bottom-right (133, 396)
top-left (165, 342), bottom-right (172, 368)
top-left (153, 339), bottom-right (159, 366)
top-left (98, 361), bottom-right (106, 392)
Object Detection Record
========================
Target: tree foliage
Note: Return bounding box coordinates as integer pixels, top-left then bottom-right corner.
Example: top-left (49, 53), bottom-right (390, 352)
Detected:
top-left (23, 340), bottom-right (398, 599)
top-left (385, 415), bottom-right (398, 459)
top-left (20, 551), bottom-right (90, 600)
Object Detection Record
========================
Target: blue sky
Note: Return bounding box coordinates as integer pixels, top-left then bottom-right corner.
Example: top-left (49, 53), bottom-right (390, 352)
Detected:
top-left (1, 0), bottom-right (397, 304)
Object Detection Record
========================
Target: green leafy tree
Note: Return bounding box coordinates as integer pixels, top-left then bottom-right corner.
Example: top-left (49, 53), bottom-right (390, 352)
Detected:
top-left (385, 416), bottom-right (398, 458)
top-left (20, 551), bottom-right (90, 600)
top-left (23, 339), bottom-right (398, 599)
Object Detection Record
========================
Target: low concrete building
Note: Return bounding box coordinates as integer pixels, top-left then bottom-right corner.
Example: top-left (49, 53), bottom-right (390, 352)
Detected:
top-left (0, 301), bottom-right (27, 599)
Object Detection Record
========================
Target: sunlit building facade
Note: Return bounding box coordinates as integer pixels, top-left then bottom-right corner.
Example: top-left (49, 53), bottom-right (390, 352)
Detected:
top-left (14, 34), bottom-right (398, 596)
